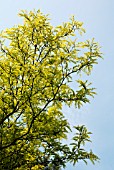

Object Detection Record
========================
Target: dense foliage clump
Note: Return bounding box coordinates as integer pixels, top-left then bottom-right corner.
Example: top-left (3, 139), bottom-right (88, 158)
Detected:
top-left (0, 10), bottom-right (102, 169)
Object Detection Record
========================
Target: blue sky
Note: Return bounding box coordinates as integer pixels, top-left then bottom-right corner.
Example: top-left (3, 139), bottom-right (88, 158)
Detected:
top-left (0, 1), bottom-right (114, 170)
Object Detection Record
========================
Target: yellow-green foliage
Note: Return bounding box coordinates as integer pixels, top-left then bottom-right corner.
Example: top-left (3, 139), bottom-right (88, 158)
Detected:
top-left (0, 10), bottom-right (101, 170)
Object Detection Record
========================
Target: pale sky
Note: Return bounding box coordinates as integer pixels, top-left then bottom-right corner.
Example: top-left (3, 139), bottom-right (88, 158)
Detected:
top-left (0, 1), bottom-right (114, 170)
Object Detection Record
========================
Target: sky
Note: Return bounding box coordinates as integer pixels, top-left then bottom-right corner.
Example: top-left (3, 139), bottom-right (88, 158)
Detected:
top-left (0, 0), bottom-right (114, 170)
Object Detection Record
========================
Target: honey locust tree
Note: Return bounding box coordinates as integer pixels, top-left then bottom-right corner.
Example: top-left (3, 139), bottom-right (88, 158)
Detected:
top-left (0, 10), bottom-right (102, 170)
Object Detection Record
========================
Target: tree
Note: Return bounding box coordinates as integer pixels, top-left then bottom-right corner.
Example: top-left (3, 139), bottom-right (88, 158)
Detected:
top-left (0, 10), bottom-right (102, 170)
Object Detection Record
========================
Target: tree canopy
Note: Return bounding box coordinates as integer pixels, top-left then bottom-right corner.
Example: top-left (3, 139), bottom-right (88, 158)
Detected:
top-left (0, 10), bottom-right (102, 170)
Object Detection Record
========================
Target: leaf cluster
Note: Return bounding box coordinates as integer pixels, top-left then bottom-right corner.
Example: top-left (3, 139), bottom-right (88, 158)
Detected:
top-left (0, 10), bottom-right (102, 169)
